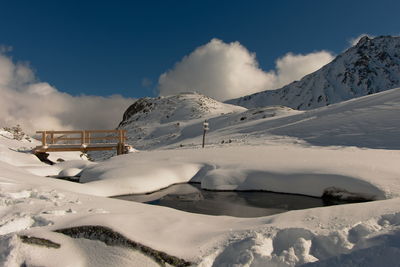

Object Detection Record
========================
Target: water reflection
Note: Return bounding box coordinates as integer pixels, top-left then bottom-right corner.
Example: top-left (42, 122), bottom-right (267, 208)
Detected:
top-left (114, 183), bottom-right (329, 218)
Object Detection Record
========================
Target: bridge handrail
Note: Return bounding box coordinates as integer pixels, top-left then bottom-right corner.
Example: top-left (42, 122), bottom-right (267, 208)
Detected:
top-left (34, 130), bottom-right (128, 155)
top-left (35, 130), bottom-right (126, 145)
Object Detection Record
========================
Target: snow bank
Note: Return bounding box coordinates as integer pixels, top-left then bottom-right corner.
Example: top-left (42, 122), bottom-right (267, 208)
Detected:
top-left (25, 160), bottom-right (95, 177)
top-left (80, 145), bottom-right (400, 200)
top-left (81, 153), bottom-right (202, 195)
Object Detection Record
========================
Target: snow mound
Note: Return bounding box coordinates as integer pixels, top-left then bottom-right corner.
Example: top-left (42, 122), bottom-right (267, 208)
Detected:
top-left (208, 211), bottom-right (400, 266)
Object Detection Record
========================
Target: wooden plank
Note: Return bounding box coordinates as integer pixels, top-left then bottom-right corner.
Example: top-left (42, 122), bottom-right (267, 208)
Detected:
top-left (52, 137), bottom-right (84, 141)
top-left (88, 136), bottom-right (120, 140)
top-left (86, 130), bottom-right (120, 133)
top-left (35, 146), bottom-right (117, 152)
top-left (37, 130), bottom-right (84, 134)
top-left (37, 130), bottom-right (121, 134)
top-left (51, 136), bottom-right (120, 142)
top-left (38, 143), bottom-right (118, 148)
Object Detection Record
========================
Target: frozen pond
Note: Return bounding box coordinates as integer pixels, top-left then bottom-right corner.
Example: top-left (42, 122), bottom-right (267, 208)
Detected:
top-left (114, 183), bottom-right (336, 217)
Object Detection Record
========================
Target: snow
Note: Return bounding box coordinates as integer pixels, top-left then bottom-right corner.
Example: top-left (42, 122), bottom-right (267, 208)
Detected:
top-left (81, 145), bottom-right (399, 200)
top-left (81, 154), bottom-right (202, 195)
top-left (228, 36), bottom-right (400, 111)
top-left (1, 88), bottom-right (400, 266)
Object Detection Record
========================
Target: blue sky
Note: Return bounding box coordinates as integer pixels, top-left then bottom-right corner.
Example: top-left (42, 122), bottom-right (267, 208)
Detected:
top-left (1, 0), bottom-right (399, 98)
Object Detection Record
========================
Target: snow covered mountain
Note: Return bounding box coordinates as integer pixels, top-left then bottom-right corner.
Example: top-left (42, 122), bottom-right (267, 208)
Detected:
top-left (228, 35), bottom-right (400, 109)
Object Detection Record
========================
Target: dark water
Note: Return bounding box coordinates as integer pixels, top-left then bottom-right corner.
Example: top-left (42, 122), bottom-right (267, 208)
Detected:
top-left (114, 183), bottom-right (334, 217)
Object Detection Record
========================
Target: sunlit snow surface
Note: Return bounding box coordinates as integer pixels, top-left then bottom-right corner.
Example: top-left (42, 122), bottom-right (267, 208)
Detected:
top-left (1, 88), bottom-right (400, 266)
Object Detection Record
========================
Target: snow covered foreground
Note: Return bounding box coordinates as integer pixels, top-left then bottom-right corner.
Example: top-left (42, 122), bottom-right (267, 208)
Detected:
top-left (2, 90), bottom-right (400, 266)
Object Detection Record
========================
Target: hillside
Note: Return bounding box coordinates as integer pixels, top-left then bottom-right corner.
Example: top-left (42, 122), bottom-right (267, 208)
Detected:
top-left (113, 87), bottom-right (400, 153)
top-left (117, 92), bottom-right (247, 150)
top-left (218, 87), bottom-right (400, 149)
top-left (228, 35), bottom-right (400, 110)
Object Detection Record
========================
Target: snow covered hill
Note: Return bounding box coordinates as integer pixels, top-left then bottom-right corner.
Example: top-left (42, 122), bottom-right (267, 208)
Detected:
top-left (217, 87), bottom-right (400, 150)
top-left (228, 35), bottom-right (400, 110)
top-left (116, 92), bottom-right (247, 150)
top-left (114, 87), bottom-right (400, 154)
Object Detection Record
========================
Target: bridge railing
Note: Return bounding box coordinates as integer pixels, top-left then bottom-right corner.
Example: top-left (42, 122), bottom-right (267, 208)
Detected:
top-left (34, 129), bottom-right (128, 155)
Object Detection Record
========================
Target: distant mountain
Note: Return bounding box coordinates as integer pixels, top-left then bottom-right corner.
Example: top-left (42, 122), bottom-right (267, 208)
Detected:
top-left (227, 35), bottom-right (400, 109)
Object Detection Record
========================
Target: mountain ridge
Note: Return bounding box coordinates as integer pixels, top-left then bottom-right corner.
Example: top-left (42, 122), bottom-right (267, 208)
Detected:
top-left (227, 35), bottom-right (400, 109)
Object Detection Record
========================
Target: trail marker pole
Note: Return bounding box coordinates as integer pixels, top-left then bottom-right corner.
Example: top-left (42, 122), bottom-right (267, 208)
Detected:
top-left (202, 120), bottom-right (209, 148)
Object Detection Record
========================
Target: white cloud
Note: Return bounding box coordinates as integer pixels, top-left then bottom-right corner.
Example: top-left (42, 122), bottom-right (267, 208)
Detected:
top-left (274, 51), bottom-right (334, 87)
top-left (0, 52), bottom-right (134, 134)
top-left (158, 39), bottom-right (334, 101)
top-left (158, 39), bottom-right (274, 101)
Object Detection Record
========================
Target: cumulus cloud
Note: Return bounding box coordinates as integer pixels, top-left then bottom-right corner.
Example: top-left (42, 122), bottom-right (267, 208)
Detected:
top-left (274, 51), bottom-right (335, 87)
top-left (0, 52), bottom-right (134, 134)
top-left (158, 39), bottom-right (334, 101)
top-left (158, 39), bottom-right (273, 101)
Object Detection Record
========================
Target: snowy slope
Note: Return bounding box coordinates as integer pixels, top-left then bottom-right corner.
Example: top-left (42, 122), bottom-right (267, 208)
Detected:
top-left (216, 87), bottom-right (400, 150)
top-left (115, 87), bottom-right (400, 152)
top-left (116, 92), bottom-right (246, 150)
top-left (228, 35), bottom-right (400, 110)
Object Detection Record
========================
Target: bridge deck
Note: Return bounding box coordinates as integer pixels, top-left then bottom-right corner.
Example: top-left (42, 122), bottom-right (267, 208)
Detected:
top-left (34, 143), bottom-right (119, 152)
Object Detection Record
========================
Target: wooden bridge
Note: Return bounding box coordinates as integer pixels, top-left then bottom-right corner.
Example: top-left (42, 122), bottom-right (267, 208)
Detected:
top-left (33, 130), bottom-right (128, 155)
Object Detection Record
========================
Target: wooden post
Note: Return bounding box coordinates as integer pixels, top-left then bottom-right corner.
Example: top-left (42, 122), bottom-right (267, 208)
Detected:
top-left (116, 143), bottom-right (123, 155)
top-left (117, 129), bottom-right (124, 155)
top-left (42, 131), bottom-right (47, 147)
top-left (50, 133), bottom-right (54, 144)
top-left (81, 131), bottom-right (85, 145)
top-left (85, 132), bottom-right (91, 144)
top-left (119, 130), bottom-right (124, 144)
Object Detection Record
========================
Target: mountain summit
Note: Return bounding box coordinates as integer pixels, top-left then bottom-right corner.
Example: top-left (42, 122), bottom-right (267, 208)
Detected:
top-left (228, 35), bottom-right (400, 109)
